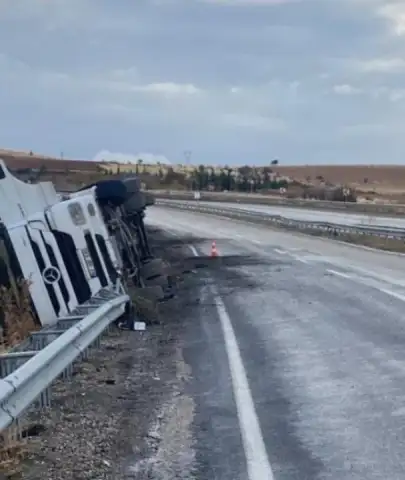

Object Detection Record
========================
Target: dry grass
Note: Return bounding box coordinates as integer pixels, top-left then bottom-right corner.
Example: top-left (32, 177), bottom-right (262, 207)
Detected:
top-left (0, 278), bottom-right (39, 472)
top-left (269, 165), bottom-right (405, 198)
top-left (338, 234), bottom-right (405, 252)
top-left (0, 441), bottom-right (27, 477)
top-left (0, 278), bottom-right (38, 352)
top-left (297, 227), bottom-right (405, 253)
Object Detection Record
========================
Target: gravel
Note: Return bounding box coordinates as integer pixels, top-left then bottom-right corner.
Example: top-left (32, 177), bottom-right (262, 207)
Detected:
top-left (2, 229), bottom-right (201, 480)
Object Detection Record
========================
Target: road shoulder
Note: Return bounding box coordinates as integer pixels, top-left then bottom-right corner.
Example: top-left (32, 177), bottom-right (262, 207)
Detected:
top-left (10, 229), bottom-right (201, 480)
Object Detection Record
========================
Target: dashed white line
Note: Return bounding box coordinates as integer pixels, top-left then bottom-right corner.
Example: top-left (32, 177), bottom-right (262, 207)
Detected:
top-left (189, 245), bottom-right (199, 257)
top-left (326, 269), bottom-right (352, 279)
top-left (228, 232), bottom-right (263, 245)
top-left (293, 255), bottom-right (310, 264)
top-left (190, 245), bottom-right (275, 480)
top-left (326, 268), bottom-right (405, 303)
top-left (377, 288), bottom-right (405, 303)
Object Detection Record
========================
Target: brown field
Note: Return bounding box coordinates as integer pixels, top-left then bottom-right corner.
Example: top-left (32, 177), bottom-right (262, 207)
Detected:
top-left (0, 151), bottom-right (103, 173)
top-left (271, 165), bottom-right (405, 193)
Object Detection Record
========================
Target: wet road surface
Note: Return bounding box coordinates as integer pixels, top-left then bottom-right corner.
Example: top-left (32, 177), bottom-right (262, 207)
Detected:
top-left (145, 206), bottom-right (405, 480)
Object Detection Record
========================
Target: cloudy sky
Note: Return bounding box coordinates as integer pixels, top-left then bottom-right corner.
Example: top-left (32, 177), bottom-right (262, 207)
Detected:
top-left (0, 0), bottom-right (405, 165)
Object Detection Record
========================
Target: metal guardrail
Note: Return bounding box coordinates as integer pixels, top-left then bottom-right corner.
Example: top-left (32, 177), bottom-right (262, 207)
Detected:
top-left (0, 289), bottom-right (129, 435)
top-left (152, 190), bottom-right (405, 217)
top-left (156, 199), bottom-right (405, 240)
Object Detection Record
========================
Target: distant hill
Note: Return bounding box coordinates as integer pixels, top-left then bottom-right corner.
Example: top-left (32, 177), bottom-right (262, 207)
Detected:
top-left (0, 150), bottom-right (104, 173)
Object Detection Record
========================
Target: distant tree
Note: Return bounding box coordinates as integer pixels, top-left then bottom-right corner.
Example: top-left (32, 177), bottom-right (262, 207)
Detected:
top-left (209, 168), bottom-right (218, 190)
top-left (219, 169), bottom-right (229, 191)
top-left (271, 159), bottom-right (279, 165)
top-left (238, 165), bottom-right (252, 178)
top-left (165, 166), bottom-right (175, 183)
top-left (163, 166), bottom-right (187, 187)
top-left (227, 168), bottom-right (236, 191)
top-left (196, 165), bottom-right (208, 190)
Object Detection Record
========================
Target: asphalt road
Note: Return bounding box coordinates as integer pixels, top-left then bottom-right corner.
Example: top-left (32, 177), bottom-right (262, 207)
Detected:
top-left (162, 199), bottom-right (405, 230)
top-left (146, 205), bottom-right (405, 480)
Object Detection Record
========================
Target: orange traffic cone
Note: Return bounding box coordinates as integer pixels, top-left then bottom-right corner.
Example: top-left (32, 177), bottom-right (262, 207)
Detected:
top-left (210, 241), bottom-right (218, 258)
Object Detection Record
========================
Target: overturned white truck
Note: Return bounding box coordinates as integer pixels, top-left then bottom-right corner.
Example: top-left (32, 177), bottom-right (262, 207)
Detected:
top-left (0, 160), bottom-right (165, 331)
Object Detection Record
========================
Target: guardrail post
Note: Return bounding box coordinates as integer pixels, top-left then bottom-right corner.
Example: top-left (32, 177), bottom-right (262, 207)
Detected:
top-left (38, 386), bottom-right (51, 408)
top-left (57, 315), bottom-right (83, 330)
top-left (75, 305), bottom-right (103, 316)
top-left (3, 417), bottom-right (22, 445)
top-left (0, 294), bottom-right (128, 436)
top-left (0, 351), bottom-right (37, 378)
top-left (30, 330), bottom-right (66, 350)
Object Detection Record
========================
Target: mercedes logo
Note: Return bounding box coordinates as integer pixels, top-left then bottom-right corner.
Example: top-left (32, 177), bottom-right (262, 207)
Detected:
top-left (42, 266), bottom-right (61, 285)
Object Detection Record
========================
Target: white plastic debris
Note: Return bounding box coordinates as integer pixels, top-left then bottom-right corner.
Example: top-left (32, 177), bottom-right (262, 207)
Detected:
top-left (134, 321), bottom-right (146, 331)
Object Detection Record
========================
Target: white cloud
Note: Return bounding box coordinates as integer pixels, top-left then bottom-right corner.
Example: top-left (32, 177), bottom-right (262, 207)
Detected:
top-left (132, 82), bottom-right (202, 96)
top-left (0, 55), bottom-right (203, 104)
top-left (387, 89), bottom-right (405, 101)
top-left (2, 0), bottom-right (405, 164)
top-left (0, 53), bottom-right (288, 129)
top-left (221, 113), bottom-right (286, 131)
top-left (198, 0), bottom-right (299, 5)
top-left (333, 84), bottom-right (362, 95)
top-left (0, 0), bottom-right (140, 31)
top-left (331, 83), bottom-right (405, 102)
top-left (339, 122), bottom-right (395, 137)
top-left (93, 150), bottom-right (171, 164)
top-left (377, 2), bottom-right (405, 36)
top-left (358, 57), bottom-right (405, 73)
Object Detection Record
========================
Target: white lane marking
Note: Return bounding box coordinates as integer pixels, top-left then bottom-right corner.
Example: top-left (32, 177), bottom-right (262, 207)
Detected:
top-left (292, 255), bottom-right (309, 264)
top-left (326, 268), bottom-right (405, 303)
top-left (342, 264), bottom-right (405, 288)
top-left (226, 231), bottom-right (263, 245)
top-left (327, 269), bottom-right (351, 279)
top-left (190, 245), bottom-right (275, 480)
top-left (378, 288), bottom-right (405, 303)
